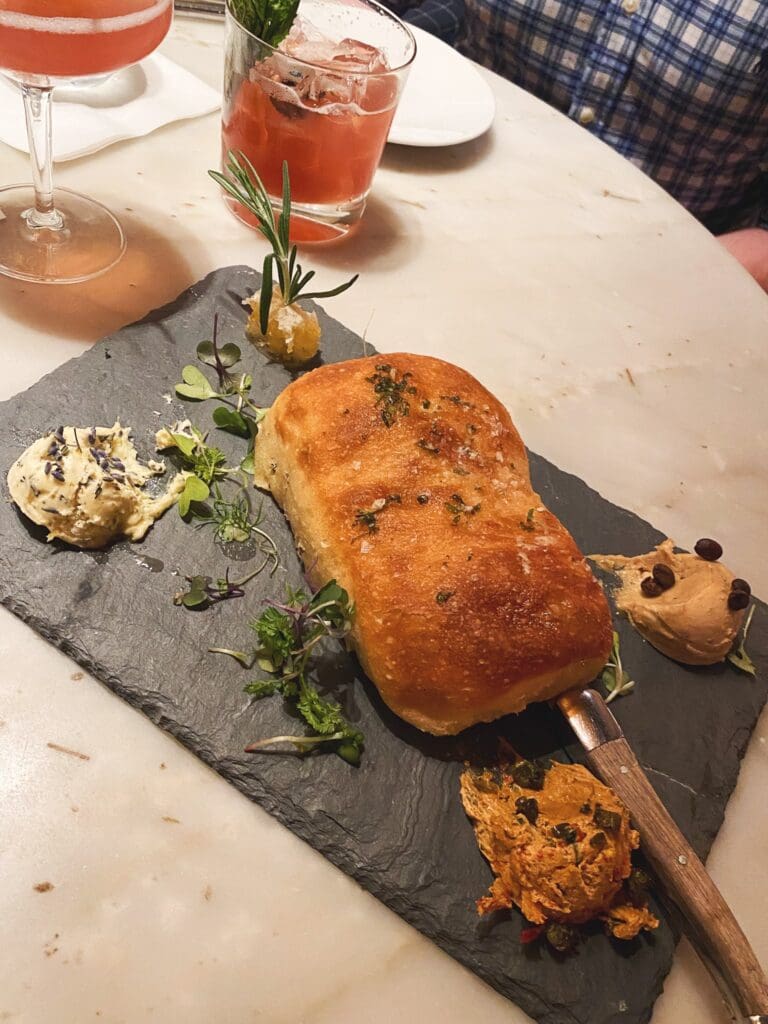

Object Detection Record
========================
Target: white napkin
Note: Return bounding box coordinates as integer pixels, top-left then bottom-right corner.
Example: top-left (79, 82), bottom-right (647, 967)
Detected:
top-left (0, 54), bottom-right (220, 162)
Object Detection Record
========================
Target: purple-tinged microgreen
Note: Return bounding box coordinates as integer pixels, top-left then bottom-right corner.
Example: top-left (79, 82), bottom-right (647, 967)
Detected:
top-left (173, 566), bottom-right (266, 610)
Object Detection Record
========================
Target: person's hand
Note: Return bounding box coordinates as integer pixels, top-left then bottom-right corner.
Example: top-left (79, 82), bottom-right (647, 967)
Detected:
top-left (718, 228), bottom-right (768, 293)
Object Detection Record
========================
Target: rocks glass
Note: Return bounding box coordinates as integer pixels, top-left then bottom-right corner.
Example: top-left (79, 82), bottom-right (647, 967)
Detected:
top-left (221, 0), bottom-right (416, 241)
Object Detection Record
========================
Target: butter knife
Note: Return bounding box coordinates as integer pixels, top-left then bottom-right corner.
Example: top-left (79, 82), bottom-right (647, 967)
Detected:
top-left (557, 687), bottom-right (768, 1023)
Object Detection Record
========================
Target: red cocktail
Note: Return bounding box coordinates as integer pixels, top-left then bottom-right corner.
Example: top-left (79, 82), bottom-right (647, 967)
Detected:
top-left (0, 0), bottom-right (173, 283)
top-left (221, 0), bottom-right (415, 241)
top-left (0, 0), bottom-right (173, 78)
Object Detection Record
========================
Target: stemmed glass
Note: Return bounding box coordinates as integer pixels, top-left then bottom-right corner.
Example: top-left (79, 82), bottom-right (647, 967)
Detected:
top-left (0, 0), bottom-right (173, 284)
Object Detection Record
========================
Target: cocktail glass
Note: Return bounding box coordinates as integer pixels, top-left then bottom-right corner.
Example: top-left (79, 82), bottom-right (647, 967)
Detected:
top-left (221, 0), bottom-right (415, 242)
top-left (0, 0), bottom-right (173, 283)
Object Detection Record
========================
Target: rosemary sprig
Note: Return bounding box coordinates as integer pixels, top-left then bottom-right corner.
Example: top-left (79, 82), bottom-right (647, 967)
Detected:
top-left (208, 152), bottom-right (358, 334)
top-left (601, 631), bottom-right (635, 703)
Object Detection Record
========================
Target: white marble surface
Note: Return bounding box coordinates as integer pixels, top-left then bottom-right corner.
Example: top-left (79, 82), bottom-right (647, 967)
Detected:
top-left (1, 16), bottom-right (767, 1024)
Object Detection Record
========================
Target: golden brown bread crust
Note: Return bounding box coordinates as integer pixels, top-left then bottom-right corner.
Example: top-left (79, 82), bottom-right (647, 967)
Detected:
top-left (253, 354), bottom-right (612, 735)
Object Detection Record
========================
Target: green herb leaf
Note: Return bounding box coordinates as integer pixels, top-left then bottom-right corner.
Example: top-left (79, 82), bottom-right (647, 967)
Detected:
top-left (279, 159), bottom-right (291, 253)
top-left (176, 365), bottom-right (218, 401)
top-left (218, 343), bottom-right (242, 368)
top-left (241, 448), bottom-right (255, 475)
top-left (727, 604), bottom-right (757, 676)
top-left (601, 631), bottom-right (636, 703)
top-left (301, 276), bottom-right (361, 302)
top-left (180, 434), bottom-right (227, 487)
top-left (196, 340), bottom-right (216, 365)
top-left (367, 364), bottom-right (415, 428)
top-left (244, 680), bottom-right (280, 699)
top-left (180, 575), bottom-right (210, 608)
top-left (171, 432), bottom-right (197, 457)
top-left (296, 684), bottom-right (346, 735)
top-left (179, 475), bottom-right (210, 516)
top-left (252, 605), bottom-right (295, 669)
top-left (196, 338), bottom-right (242, 372)
top-left (212, 406), bottom-right (250, 437)
top-left (259, 252), bottom-right (274, 336)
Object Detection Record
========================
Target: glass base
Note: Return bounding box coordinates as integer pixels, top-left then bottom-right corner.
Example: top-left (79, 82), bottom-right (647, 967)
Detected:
top-left (224, 191), bottom-right (365, 244)
top-left (0, 186), bottom-right (126, 283)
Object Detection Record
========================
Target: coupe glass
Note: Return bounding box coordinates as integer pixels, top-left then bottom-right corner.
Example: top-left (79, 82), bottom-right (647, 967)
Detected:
top-left (221, 0), bottom-right (415, 242)
top-left (0, 0), bottom-right (173, 283)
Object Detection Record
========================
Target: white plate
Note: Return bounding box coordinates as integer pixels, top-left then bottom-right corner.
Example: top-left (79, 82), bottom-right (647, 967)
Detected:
top-left (388, 24), bottom-right (495, 147)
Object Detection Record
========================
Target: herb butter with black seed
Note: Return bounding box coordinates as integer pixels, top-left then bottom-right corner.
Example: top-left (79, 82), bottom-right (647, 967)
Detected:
top-left (7, 423), bottom-right (187, 549)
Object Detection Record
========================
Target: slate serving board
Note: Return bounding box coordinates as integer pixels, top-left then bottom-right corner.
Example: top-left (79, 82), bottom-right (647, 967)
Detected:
top-left (1, 266), bottom-right (766, 1024)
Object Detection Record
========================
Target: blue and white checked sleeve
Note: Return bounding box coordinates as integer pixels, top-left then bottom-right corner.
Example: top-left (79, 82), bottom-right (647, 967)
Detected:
top-left (454, 0), bottom-right (768, 233)
top-left (386, 0), bottom-right (466, 45)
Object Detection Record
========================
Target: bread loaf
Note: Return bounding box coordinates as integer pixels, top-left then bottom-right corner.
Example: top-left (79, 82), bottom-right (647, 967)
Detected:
top-left (253, 354), bottom-right (612, 735)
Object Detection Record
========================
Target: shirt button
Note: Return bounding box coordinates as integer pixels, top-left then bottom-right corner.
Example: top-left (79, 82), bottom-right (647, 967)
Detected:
top-left (578, 106), bottom-right (596, 125)
top-left (622, 0), bottom-right (639, 12)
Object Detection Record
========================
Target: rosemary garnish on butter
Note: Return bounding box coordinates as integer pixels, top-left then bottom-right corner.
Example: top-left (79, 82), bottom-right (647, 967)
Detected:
top-left (209, 152), bottom-right (358, 335)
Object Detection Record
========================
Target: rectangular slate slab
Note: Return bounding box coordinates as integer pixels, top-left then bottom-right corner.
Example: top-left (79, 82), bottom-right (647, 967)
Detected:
top-left (1, 266), bottom-right (765, 1024)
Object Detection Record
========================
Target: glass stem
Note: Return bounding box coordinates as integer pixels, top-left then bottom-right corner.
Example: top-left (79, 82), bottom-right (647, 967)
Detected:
top-left (21, 84), bottom-right (64, 231)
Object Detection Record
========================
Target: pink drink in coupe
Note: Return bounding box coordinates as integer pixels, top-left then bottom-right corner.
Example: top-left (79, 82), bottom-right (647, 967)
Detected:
top-left (0, 0), bottom-right (172, 283)
top-left (0, 0), bottom-right (173, 79)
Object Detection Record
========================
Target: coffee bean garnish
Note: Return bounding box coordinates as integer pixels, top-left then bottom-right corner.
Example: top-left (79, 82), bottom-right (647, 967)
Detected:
top-left (694, 538), bottom-right (722, 561)
top-left (652, 563), bottom-right (675, 590)
top-left (641, 576), bottom-right (662, 598)
top-left (728, 590), bottom-right (750, 611)
top-left (731, 578), bottom-right (751, 596)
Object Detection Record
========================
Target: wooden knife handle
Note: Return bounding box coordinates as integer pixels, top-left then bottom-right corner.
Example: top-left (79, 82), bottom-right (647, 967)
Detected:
top-left (587, 736), bottom-right (768, 1021)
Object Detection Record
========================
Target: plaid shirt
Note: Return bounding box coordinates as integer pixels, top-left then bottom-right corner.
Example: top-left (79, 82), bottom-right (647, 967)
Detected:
top-left (392, 0), bottom-right (466, 45)
top-left (395, 0), bottom-right (768, 232)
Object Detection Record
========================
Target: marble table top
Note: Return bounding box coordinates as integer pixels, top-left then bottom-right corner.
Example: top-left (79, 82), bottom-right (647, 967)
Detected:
top-left (0, 15), bottom-right (766, 1024)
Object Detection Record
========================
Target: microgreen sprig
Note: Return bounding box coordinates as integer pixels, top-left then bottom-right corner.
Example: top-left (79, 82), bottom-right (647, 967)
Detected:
top-left (727, 604), bottom-right (757, 676)
top-left (160, 425), bottom-right (229, 516)
top-left (209, 152), bottom-right (358, 334)
top-left (601, 631), bottom-right (635, 703)
top-left (174, 566), bottom-right (268, 610)
top-left (210, 580), bottom-right (364, 764)
top-left (173, 317), bottom-right (268, 476)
